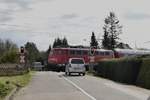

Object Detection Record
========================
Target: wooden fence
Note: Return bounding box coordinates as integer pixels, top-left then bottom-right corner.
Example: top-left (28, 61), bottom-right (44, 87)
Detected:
top-left (0, 64), bottom-right (29, 76)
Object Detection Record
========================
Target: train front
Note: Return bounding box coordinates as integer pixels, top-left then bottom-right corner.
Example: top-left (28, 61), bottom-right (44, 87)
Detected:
top-left (48, 48), bottom-right (68, 71)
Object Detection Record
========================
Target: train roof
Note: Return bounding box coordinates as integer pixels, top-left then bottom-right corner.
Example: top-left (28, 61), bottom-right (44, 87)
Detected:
top-left (115, 48), bottom-right (150, 54)
top-left (53, 48), bottom-right (113, 52)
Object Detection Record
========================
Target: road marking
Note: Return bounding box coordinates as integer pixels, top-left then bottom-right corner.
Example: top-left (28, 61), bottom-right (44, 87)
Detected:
top-left (63, 76), bottom-right (97, 100)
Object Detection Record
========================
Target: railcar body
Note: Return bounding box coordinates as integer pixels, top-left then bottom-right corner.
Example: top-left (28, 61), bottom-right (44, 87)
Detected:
top-left (48, 48), bottom-right (150, 71)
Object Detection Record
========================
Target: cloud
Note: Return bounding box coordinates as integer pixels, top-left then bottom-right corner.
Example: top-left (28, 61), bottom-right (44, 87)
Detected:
top-left (0, 0), bottom-right (33, 11)
top-left (0, 0), bottom-right (54, 23)
top-left (0, 0), bottom-right (33, 23)
top-left (1, 0), bottom-right (150, 50)
top-left (124, 12), bottom-right (150, 20)
top-left (0, 8), bottom-right (15, 22)
top-left (61, 14), bottom-right (79, 20)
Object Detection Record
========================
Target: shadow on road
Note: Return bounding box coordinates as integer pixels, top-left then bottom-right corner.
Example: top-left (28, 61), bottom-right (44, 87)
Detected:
top-left (59, 73), bottom-right (84, 78)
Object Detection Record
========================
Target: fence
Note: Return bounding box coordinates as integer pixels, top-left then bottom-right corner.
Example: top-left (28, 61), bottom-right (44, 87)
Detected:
top-left (0, 64), bottom-right (29, 76)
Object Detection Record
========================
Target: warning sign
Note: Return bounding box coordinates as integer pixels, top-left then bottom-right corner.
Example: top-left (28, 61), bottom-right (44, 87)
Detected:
top-left (90, 56), bottom-right (95, 62)
top-left (20, 56), bottom-right (25, 63)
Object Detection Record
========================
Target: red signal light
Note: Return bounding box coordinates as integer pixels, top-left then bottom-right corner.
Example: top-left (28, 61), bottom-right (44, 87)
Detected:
top-left (20, 46), bottom-right (24, 54)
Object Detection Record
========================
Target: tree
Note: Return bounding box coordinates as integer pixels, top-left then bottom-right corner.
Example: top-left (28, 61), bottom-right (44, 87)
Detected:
top-left (62, 37), bottom-right (68, 47)
top-left (0, 39), bottom-right (18, 63)
top-left (56, 38), bottom-right (62, 47)
top-left (52, 37), bottom-right (69, 48)
top-left (102, 26), bottom-right (111, 49)
top-left (102, 12), bottom-right (122, 50)
top-left (47, 45), bottom-right (51, 55)
top-left (53, 38), bottom-right (61, 48)
top-left (25, 42), bottom-right (40, 64)
top-left (0, 39), bottom-right (5, 56)
top-left (52, 39), bottom-right (57, 48)
top-left (46, 45), bottom-right (51, 60)
top-left (90, 32), bottom-right (98, 48)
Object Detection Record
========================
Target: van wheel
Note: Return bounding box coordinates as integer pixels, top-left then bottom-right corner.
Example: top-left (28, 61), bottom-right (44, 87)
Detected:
top-left (69, 72), bottom-right (71, 76)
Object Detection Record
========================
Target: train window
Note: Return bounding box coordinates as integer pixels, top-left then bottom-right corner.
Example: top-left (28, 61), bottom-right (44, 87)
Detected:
top-left (76, 50), bottom-right (82, 55)
top-left (54, 50), bottom-right (62, 55)
top-left (99, 52), bottom-right (104, 56)
top-left (105, 52), bottom-right (110, 55)
top-left (83, 51), bottom-right (88, 55)
top-left (63, 50), bottom-right (67, 54)
top-left (58, 50), bottom-right (62, 54)
top-left (70, 50), bottom-right (75, 55)
top-left (53, 50), bottom-right (57, 55)
top-left (95, 51), bottom-right (99, 55)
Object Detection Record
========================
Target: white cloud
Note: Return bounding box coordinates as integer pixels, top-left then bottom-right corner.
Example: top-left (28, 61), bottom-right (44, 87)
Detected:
top-left (0, 0), bottom-right (150, 50)
top-left (124, 12), bottom-right (150, 20)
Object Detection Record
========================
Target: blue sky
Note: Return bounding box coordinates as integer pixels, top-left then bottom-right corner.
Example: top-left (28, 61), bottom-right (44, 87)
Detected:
top-left (0, 0), bottom-right (150, 51)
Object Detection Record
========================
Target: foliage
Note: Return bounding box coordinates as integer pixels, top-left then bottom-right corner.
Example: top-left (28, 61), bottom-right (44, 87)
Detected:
top-left (137, 58), bottom-right (150, 89)
top-left (0, 82), bottom-right (13, 99)
top-left (25, 42), bottom-right (40, 64)
top-left (0, 51), bottom-right (19, 64)
top-left (46, 45), bottom-right (51, 60)
top-left (116, 42), bottom-right (132, 49)
top-left (94, 58), bottom-right (142, 84)
top-left (53, 37), bottom-right (69, 48)
top-left (0, 39), bottom-right (18, 64)
top-left (90, 32), bottom-right (98, 48)
top-left (94, 56), bottom-right (150, 89)
top-left (102, 12), bottom-right (122, 50)
top-left (0, 71), bottom-right (33, 99)
top-left (102, 27), bottom-right (110, 49)
top-left (46, 45), bottom-right (51, 56)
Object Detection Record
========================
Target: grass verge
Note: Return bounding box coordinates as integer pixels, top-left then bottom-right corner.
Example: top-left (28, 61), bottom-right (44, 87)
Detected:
top-left (0, 71), bottom-right (35, 100)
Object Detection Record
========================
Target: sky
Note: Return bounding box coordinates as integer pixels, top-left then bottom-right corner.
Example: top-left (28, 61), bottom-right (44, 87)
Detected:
top-left (0, 0), bottom-right (150, 51)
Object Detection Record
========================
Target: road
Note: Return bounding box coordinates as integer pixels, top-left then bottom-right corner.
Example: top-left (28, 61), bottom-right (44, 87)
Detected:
top-left (14, 71), bottom-right (150, 100)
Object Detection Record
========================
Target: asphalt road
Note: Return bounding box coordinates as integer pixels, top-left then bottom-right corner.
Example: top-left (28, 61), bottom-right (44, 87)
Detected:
top-left (14, 71), bottom-right (150, 100)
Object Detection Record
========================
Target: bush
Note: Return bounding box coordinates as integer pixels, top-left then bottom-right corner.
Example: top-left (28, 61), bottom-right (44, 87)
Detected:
top-left (136, 58), bottom-right (150, 89)
top-left (94, 58), bottom-right (142, 84)
top-left (0, 51), bottom-right (19, 64)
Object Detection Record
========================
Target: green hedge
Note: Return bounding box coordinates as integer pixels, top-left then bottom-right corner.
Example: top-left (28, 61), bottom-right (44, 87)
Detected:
top-left (136, 58), bottom-right (150, 89)
top-left (94, 57), bottom-right (150, 89)
top-left (94, 58), bottom-right (142, 84)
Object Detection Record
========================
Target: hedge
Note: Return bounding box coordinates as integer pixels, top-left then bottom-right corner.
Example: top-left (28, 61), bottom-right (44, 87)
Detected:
top-left (94, 57), bottom-right (150, 89)
top-left (94, 58), bottom-right (142, 84)
top-left (136, 58), bottom-right (150, 89)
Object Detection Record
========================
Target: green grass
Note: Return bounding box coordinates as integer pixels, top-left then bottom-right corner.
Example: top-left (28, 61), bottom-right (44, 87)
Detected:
top-left (0, 71), bottom-right (35, 99)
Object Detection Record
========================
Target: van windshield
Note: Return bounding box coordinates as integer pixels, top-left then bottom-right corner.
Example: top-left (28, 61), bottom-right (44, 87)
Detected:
top-left (71, 59), bottom-right (84, 64)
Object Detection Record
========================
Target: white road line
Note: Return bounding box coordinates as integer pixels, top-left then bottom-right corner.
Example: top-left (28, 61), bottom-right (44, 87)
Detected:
top-left (63, 76), bottom-right (97, 100)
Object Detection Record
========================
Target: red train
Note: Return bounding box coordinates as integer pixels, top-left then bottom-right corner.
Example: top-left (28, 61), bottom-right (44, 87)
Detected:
top-left (48, 47), bottom-right (150, 71)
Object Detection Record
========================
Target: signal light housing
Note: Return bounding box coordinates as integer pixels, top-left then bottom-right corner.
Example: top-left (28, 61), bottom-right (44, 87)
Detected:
top-left (20, 46), bottom-right (24, 54)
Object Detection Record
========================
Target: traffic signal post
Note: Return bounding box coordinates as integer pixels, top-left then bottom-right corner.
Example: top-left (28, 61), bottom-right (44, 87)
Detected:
top-left (19, 46), bottom-right (26, 64)
top-left (89, 47), bottom-right (95, 73)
